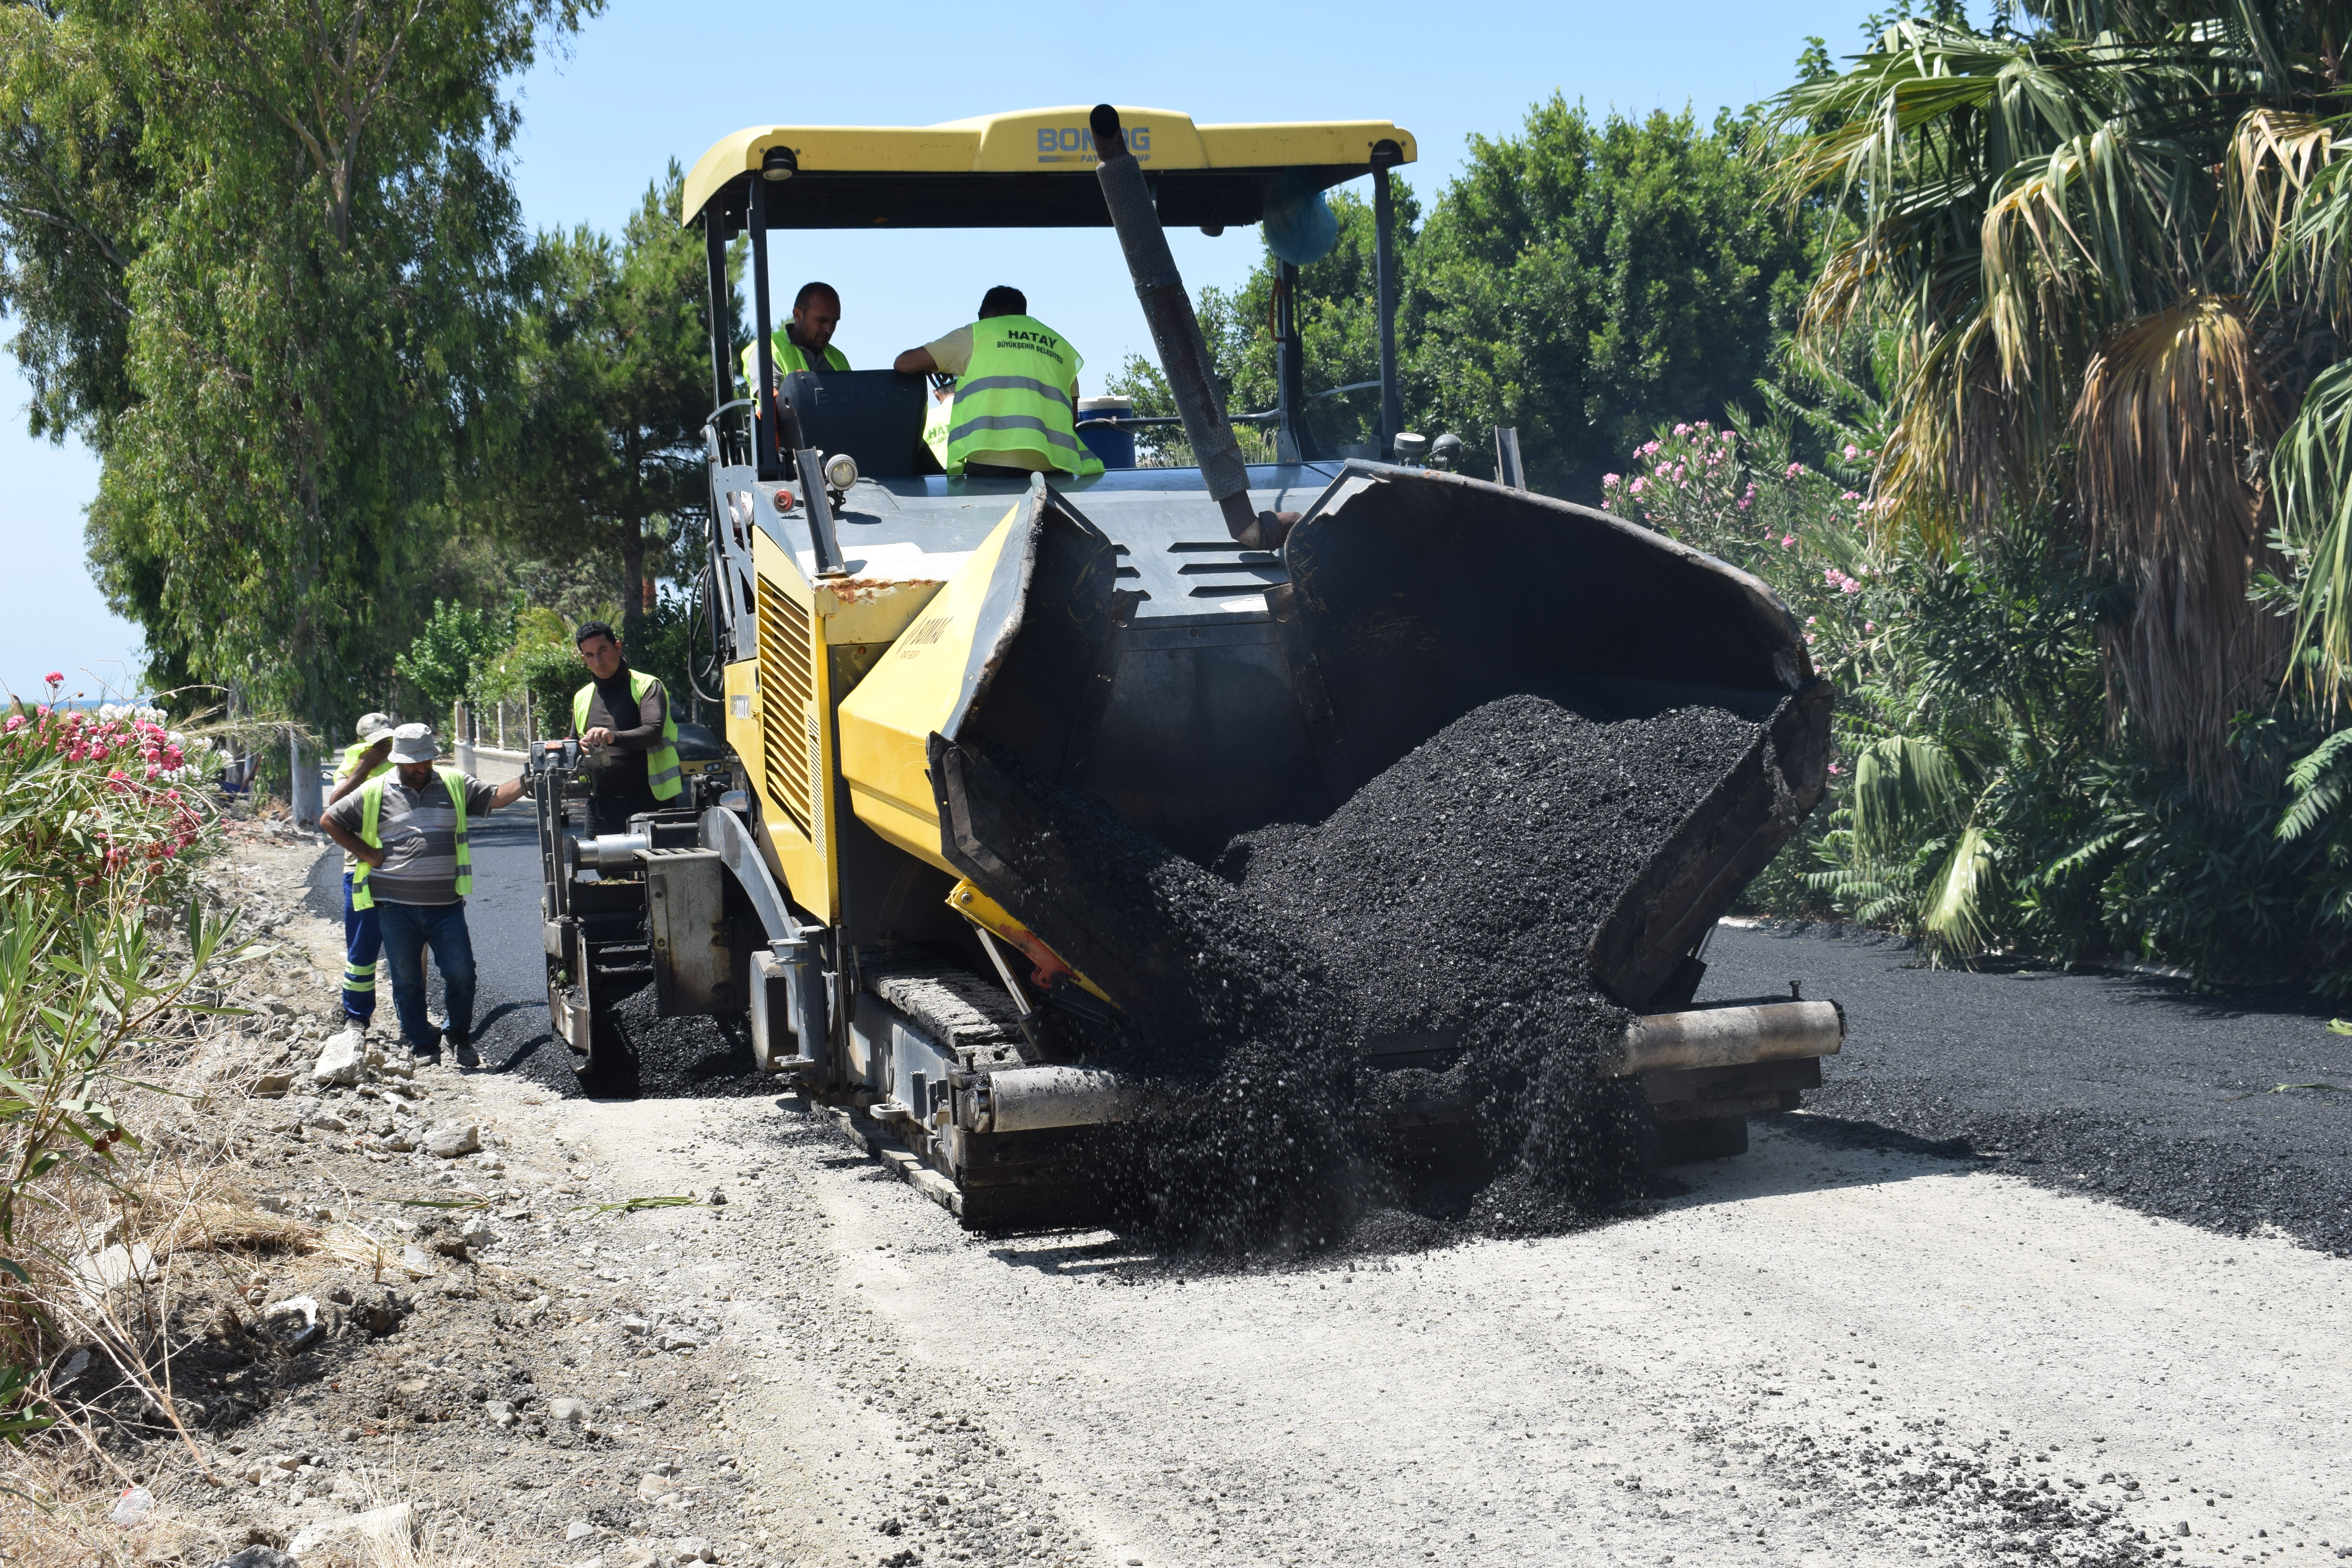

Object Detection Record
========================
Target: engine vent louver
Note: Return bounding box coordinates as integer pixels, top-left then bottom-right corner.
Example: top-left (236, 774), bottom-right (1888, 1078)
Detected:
top-left (755, 576), bottom-right (816, 837)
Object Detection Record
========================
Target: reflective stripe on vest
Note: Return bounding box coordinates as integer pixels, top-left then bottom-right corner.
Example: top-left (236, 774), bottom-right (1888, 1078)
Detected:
top-left (739, 334), bottom-right (849, 393)
top-left (349, 770), bottom-right (471, 911)
top-left (573, 670), bottom-right (682, 800)
top-left (945, 316), bottom-right (1106, 479)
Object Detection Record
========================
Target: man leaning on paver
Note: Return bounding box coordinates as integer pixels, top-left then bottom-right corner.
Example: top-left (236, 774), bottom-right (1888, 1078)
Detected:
top-left (317, 723), bottom-right (525, 1069)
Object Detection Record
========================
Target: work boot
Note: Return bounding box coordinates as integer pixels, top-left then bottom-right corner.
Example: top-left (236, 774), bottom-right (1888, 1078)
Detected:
top-left (450, 1040), bottom-right (480, 1070)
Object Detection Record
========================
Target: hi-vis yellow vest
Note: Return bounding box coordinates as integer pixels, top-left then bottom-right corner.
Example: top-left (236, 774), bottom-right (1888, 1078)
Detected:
top-left (739, 332), bottom-right (848, 395)
top-left (574, 670), bottom-right (682, 800)
top-left (350, 770), bottom-right (471, 911)
top-left (945, 315), bottom-right (1106, 479)
top-left (337, 740), bottom-right (391, 784)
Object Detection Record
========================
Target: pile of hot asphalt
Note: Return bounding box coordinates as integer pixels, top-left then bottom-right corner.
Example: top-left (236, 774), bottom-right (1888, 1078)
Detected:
top-left (1007, 693), bottom-right (1765, 1253)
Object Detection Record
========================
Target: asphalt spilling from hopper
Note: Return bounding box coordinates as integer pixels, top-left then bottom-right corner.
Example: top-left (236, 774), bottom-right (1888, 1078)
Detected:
top-left (1011, 692), bottom-right (1767, 1254)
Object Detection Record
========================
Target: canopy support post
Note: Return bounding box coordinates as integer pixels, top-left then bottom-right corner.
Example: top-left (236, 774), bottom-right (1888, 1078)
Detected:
top-left (749, 175), bottom-right (783, 481)
top-left (1274, 260), bottom-right (1315, 464)
top-left (1371, 142), bottom-right (1404, 460)
top-left (703, 214), bottom-right (737, 465)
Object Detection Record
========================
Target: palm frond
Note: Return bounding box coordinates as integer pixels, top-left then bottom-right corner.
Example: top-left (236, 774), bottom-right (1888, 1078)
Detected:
top-left (1851, 734), bottom-right (1971, 853)
top-left (1921, 823), bottom-right (1999, 954)
top-left (2271, 355), bottom-right (2352, 699)
top-left (2279, 727), bottom-right (2352, 840)
top-left (2227, 107), bottom-right (2336, 279)
top-left (2073, 292), bottom-right (2288, 788)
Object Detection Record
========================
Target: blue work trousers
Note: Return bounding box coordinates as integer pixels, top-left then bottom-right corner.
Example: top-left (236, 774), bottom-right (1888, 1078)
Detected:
top-left (340, 871), bottom-right (381, 1021)
top-left (376, 899), bottom-right (477, 1049)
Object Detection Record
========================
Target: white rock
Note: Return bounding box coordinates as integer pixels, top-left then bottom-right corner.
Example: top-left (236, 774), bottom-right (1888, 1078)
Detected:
top-left (565, 1520), bottom-right (598, 1541)
top-left (659, 1329), bottom-right (702, 1352)
top-left (329, 1474), bottom-right (370, 1504)
top-left (288, 1501), bottom-right (417, 1556)
top-left (618, 1315), bottom-right (649, 1336)
top-left (107, 1485), bottom-right (154, 1525)
top-left (671, 1538), bottom-right (715, 1564)
top-left (397, 1243), bottom-right (436, 1277)
top-left (251, 1070), bottom-right (296, 1098)
top-left (71, 1242), bottom-right (156, 1299)
top-left (424, 1122), bottom-right (480, 1158)
top-left (310, 1029), bottom-right (364, 1086)
top-left (459, 1214), bottom-right (498, 1248)
top-left (302, 1109), bottom-right (348, 1132)
top-left (548, 1396), bottom-right (587, 1424)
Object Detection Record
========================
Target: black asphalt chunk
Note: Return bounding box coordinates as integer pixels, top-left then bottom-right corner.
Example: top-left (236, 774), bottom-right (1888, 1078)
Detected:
top-left (1702, 920), bottom-right (2352, 1256)
top-left (1001, 693), bottom-right (1762, 1253)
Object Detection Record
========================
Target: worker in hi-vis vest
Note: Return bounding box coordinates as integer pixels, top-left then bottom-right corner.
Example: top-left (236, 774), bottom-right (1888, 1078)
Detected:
top-left (570, 620), bottom-right (682, 838)
top-left (325, 711), bottom-right (397, 1040)
top-left (894, 285), bottom-right (1106, 480)
top-left (740, 280), bottom-right (849, 401)
top-left (318, 723), bottom-right (526, 1070)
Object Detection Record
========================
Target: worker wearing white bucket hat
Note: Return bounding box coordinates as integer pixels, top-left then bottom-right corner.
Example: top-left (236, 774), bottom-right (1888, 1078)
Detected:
top-left (318, 723), bottom-right (526, 1068)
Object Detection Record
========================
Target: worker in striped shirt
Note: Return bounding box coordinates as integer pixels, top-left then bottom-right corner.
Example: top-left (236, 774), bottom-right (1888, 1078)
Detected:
top-left (318, 724), bottom-right (526, 1068)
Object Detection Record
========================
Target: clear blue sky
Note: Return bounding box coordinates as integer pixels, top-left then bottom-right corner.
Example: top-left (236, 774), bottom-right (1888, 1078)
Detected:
top-left (2, 0), bottom-right (1883, 699)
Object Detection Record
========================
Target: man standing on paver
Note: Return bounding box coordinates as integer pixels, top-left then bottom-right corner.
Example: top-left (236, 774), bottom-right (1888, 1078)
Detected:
top-left (325, 711), bottom-right (396, 1049)
top-left (316, 723), bottom-right (526, 1069)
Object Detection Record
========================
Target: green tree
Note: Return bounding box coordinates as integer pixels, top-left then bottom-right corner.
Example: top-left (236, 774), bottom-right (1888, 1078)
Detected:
top-left (503, 164), bottom-right (732, 652)
top-left (398, 597), bottom-right (511, 715)
top-left (1406, 99), bottom-right (1811, 498)
top-left (1, 0), bottom-right (593, 735)
top-left (1767, 3), bottom-right (2352, 791)
top-left (1107, 102), bottom-right (1810, 499)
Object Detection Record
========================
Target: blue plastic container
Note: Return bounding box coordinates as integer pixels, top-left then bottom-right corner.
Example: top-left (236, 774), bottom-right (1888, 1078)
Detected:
top-left (1077, 396), bottom-right (1137, 470)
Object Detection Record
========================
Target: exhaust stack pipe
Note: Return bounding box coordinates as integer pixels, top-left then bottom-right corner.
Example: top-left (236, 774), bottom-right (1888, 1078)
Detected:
top-left (1091, 103), bottom-right (1290, 550)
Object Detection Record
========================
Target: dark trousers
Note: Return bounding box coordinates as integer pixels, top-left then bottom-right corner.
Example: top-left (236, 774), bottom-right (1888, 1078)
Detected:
top-left (590, 790), bottom-right (661, 837)
top-left (340, 871), bottom-right (381, 1022)
top-left (376, 900), bottom-right (477, 1048)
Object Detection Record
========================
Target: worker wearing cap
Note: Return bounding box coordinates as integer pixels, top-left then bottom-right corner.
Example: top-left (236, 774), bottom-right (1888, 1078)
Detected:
top-left (741, 281), bottom-right (849, 399)
top-left (324, 712), bottom-right (397, 1041)
top-left (572, 621), bottom-right (682, 837)
top-left (318, 724), bottom-right (526, 1069)
top-left (893, 286), bottom-right (1105, 481)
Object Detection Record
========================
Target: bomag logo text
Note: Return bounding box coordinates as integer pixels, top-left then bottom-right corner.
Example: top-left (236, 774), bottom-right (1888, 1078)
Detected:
top-left (1034, 125), bottom-right (1149, 163)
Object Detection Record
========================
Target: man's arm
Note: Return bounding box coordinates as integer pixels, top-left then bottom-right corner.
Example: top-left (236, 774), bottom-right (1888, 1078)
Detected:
top-left (484, 776), bottom-right (527, 811)
top-left (328, 738), bottom-right (391, 805)
top-left (319, 813), bottom-right (384, 867)
top-left (893, 346), bottom-right (937, 376)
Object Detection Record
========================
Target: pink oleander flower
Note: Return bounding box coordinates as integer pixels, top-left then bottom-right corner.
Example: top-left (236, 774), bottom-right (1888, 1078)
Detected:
top-left (1864, 621), bottom-right (1877, 632)
top-left (1602, 473), bottom-right (1621, 489)
top-left (1843, 445), bottom-right (1860, 461)
top-left (1780, 534), bottom-right (1797, 548)
top-left (1828, 762), bottom-right (1843, 775)
top-left (1806, 616), bottom-right (1817, 626)
top-left (1737, 497), bottom-right (1751, 510)
top-left (1842, 491), bottom-right (1862, 503)
top-left (42, 671), bottom-right (61, 686)
top-left (1804, 632), bottom-right (1817, 644)
top-left (1785, 462), bottom-right (1804, 479)
top-left (1630, 477), bottom-right (1646, 495)
top-left (1673, 423), bottom-right (1691, 437)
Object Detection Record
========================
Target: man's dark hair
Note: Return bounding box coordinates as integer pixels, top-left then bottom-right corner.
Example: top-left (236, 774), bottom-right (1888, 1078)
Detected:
top-left (794, 281), bottom-right (839, 312)
top-left (575, 621), bottom-right (618, 648)
top-left (978, 285), bottom-right (1027, 319)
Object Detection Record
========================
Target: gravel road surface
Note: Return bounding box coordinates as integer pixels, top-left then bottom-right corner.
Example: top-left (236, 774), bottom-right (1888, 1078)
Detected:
top-left (341, 799), bottom-right (2352, 1568)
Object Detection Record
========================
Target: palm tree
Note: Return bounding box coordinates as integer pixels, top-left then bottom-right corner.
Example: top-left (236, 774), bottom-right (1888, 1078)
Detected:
top-left (1769, 2), bottom-right (2352, 793)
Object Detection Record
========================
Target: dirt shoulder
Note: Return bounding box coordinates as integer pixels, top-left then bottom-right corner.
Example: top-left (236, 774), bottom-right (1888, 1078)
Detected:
top-left (22, 832), bottom-right (2352, 1568)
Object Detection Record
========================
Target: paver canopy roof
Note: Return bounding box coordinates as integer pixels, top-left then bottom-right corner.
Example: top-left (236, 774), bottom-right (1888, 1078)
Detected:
top-left (682, 105), bottom-right (1416, 233)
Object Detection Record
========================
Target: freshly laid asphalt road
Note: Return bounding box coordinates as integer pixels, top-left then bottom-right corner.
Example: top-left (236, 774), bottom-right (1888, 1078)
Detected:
top-left (1698, 920), bottom-right (2352, 1257)
top-left (312, 813), bottom-right (2352, 1256)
